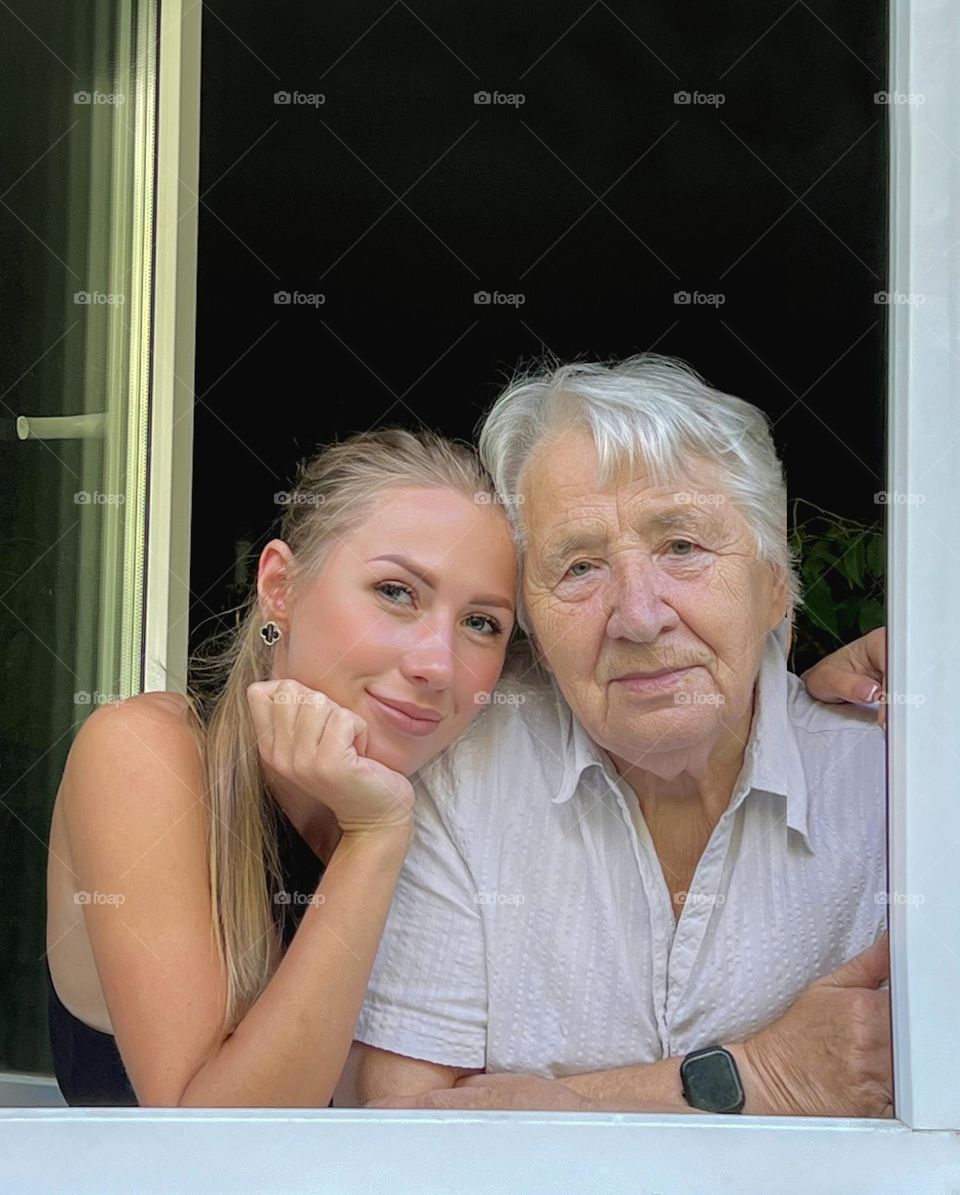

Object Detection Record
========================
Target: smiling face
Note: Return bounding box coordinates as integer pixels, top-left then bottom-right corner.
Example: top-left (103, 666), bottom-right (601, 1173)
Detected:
top-left (259, 486), bottom-right (517, 776)
top-left (520, 428), bottom-right (786, 771)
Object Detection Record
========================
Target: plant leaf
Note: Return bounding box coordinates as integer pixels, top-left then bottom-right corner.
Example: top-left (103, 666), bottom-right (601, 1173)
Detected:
top-left (844, 538), bottom-right (865, 589)
top-left (802, 577), bottom-right (840, 640)
top-left (857, 597), bottom-right (885, 634)
top-left (866, 534), bottom-right (885, 578)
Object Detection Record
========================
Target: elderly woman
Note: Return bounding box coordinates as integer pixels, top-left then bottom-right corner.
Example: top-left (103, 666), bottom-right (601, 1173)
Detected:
top-left (340, 355), bottom-right (890, 1118)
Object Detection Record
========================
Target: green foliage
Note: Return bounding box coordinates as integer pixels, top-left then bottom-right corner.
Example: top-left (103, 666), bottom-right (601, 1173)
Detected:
top-left (789, 499), bottom-right (885, 675)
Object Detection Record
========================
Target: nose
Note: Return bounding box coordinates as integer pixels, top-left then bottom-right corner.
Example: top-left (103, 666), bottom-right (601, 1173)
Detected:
top-left (604, 553), bottom-right (679, 642)
top-left (399, 618), bottom-right (457, 689)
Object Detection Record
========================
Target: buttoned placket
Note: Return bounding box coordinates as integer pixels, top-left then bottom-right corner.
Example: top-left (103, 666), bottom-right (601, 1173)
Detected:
top-left (596, 761), bottom-right (751, 1058)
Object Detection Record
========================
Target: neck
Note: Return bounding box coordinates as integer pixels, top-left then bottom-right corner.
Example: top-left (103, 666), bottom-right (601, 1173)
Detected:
top-left (610, 693), bottom-right (756, 842)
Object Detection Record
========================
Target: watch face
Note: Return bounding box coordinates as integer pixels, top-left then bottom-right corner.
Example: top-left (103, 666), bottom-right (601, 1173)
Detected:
top-left (681, 1047), bottom-right (745, 1114)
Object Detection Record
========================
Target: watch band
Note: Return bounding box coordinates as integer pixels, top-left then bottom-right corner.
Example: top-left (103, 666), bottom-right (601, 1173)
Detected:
top-left (680, 1044), bottom-right (746, 1114)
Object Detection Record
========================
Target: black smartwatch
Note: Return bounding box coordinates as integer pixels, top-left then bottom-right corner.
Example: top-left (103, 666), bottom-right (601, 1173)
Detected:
top-left (679, 1045), bottom-right (745, 1114)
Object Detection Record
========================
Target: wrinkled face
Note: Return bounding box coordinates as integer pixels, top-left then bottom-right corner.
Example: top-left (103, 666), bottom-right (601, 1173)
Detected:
top-left (260, 486), bottom-right (516, 776)
top-left (520, 428), bottom-right (786, 765)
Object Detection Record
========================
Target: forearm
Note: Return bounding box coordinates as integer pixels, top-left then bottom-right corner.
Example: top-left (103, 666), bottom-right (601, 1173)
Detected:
top-left (559, 1057), bottom-right (690, 1112)
top-left (561, 1042), bottom-right (765, 1115)
top-left (338, 1043), bottom-right (476, 1106)
top-left (178, 825), bottom-right (410, 1107)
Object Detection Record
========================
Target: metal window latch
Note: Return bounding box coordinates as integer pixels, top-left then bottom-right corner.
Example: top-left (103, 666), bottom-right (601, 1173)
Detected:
top-left (15, 413), bottom-right (106, 441)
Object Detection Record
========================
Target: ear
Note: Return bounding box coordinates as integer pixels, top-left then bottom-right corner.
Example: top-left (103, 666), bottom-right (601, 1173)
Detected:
top-left (257, 539), bottom-right (296, 622)
top-left (765, 565), bottom-right (789, 634)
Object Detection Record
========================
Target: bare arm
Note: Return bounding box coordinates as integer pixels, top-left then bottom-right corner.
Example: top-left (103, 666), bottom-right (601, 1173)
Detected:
top-left (334, 1041), bottom-right (479, 1106)
top-left (62, 693), bottom-right (412, 1107)
top-left (180, 826), bottom-right (410, 1106)
top-left (558, 1057), bottom-right (692, 1110)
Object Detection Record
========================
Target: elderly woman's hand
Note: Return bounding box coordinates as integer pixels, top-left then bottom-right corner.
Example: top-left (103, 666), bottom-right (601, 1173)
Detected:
top-left (733, 935), bottom-right (893, 1118)
top-left (801, 627), bottom-right (887, 726)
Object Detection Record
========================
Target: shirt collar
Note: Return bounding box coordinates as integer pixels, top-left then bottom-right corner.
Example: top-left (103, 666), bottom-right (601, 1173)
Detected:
top-left (552, 692), bottom-right (611, 806)
top-left (549, 632), bottom-right (812, 847)
top-left (733, 631), bottom-right (811, 845)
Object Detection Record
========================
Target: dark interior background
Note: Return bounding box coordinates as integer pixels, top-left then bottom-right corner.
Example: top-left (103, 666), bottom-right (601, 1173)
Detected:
top-left (191, 0), bottom-right (888, 663)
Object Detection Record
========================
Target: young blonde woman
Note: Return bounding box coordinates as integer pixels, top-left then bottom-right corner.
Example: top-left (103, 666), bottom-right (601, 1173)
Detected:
top-left (45, 429), bottom-right (517, 1107)
top-left (45, 426), bottom-right (885, 1108)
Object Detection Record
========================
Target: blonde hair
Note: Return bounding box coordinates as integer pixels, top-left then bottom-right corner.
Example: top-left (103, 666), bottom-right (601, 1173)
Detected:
top-left (182, 428), bottom-right (498, 1034)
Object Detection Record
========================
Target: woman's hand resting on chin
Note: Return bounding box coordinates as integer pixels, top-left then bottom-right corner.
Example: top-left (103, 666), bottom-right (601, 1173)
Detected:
top-left (246, 679), bottom-right (415, 848)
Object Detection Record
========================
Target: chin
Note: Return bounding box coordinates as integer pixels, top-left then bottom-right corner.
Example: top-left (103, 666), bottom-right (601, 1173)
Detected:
top-left (365, 737), bottom-right (412, 775)
top-left (617, 708), bottom-right (720, 751)
top-left (370, 730), bottom-right (438, 777)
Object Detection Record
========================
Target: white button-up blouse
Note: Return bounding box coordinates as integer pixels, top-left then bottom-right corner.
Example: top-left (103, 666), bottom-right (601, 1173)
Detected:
top-left (355, 632), bottom-right (887, 1075)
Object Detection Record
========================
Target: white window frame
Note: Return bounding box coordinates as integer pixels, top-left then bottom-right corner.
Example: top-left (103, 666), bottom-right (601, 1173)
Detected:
top-left (3, 0), bottom-right (960, 1189)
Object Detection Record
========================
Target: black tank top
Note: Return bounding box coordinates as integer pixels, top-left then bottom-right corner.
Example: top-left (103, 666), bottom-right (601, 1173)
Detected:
top-left (47, 810), bottom-right (325, 1106)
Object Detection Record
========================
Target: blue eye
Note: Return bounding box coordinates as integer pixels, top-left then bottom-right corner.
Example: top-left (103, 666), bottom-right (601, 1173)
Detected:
top-left (566, 560), bottom-right (594, 578)
top-left (463, 613), bottom-right (502, 637)
top-left (668, 540), bottom-right (697, 556)
top-left (375, 581), bottom-right (415, 605)
top-left (377, 582), bottom-right (502, 637)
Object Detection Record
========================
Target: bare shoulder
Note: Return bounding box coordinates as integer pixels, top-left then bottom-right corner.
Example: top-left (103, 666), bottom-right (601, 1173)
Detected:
top-left (63, 691), bottom-right (203, 793)
top-left (97, 688), bottom-right (198, 731)
top-left (56, 691), bottom-right (228, 1104)
top-left (59, 688), bottom-right (209, 882)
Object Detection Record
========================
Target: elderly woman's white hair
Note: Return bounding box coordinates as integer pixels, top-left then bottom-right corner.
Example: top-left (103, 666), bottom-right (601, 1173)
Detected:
top-left (477, 353), bottom-right (801, 633)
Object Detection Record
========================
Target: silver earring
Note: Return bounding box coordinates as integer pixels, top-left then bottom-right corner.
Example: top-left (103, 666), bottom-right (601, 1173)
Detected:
top-left (260, 620), bottom-right (283, 646)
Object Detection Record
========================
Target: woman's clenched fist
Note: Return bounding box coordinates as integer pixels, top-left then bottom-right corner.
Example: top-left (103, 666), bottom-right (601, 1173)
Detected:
top-left (246, 679), bottom-right (415, 844)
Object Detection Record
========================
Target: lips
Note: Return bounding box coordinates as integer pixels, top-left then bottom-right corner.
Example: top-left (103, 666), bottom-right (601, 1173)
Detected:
top-left (367, 692), bottom-right (442, 722)
top-left (366, 691), bottom-right (444, 738)
top-left (611, 666), bottom-right (694, 682)
top-left (609, 666), bottom-right (697, 696)
top-left (614, 667), bottom-right (686, 681)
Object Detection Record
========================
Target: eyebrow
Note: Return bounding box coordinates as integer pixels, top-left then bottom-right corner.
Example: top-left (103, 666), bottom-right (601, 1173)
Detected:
top-left (367, 555), bottom-right (515, 611)
top-left (542, 508), bottom-right (727, 564)
top-left (541, 529), bottom-right (608, 568)
top-left (645, 509), bottom-right (726, 536)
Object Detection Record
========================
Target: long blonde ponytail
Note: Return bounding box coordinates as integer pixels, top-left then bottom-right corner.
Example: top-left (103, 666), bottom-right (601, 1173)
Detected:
top-left (182, 428), bottom-right (498, 1034)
